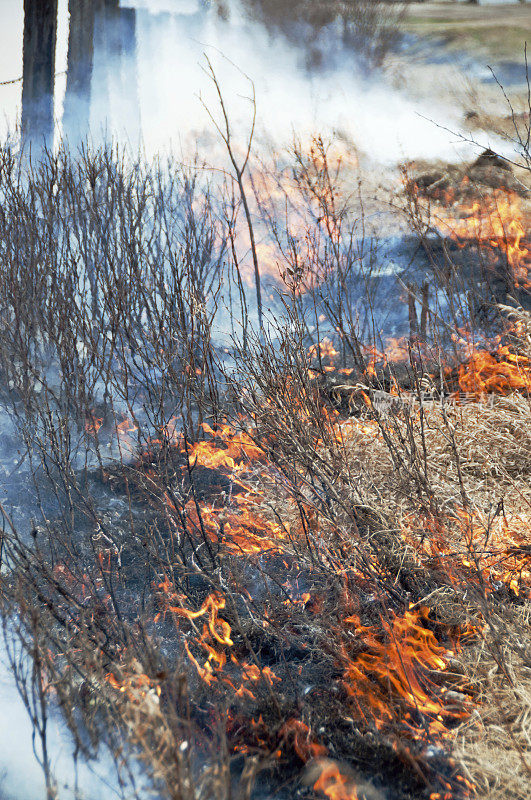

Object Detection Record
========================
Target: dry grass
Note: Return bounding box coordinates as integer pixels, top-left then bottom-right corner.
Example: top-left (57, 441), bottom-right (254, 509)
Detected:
top-left (230, 302), bottom-right (531, 796)
top-left (453, 606), bottom-right (531, 800)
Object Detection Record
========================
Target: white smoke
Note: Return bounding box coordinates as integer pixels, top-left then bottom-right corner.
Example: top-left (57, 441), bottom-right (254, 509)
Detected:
top-left (123, 0), bottom-right (503, 162)
top-left (0, 0), bottom-right (513, 163)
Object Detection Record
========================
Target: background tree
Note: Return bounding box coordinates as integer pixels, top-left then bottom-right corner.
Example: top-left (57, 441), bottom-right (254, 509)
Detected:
top-left (22, 0), bottom-right (58, 149)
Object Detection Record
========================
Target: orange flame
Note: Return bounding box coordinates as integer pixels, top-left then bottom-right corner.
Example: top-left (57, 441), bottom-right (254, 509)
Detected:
top-left (342, 607), bottom-right (467, 739)
top-left (400, 507), bottom-right (531, 598)
top-left (186, 422), bottom-right (265, 472)
top-left (156, 582), bottom-right (281, 696)
top-left (313, 761), bottom-right (359, 800)
top-left (169, 592), bottom-right (233, 646)
top-left (116, 416), bottom-right (139, 455)
top-left (185, 499), bottom-right (287, 555)
top-left (279, 719), bottom-right (327, 762)
top-left (458, 344), bottom-right (531, 396)
top-left (85, 414), bottom-right (103, 436)
top-left (105, 668), bottom-right (161, 702)
top-left (438, 189), bottom-right (530, 289)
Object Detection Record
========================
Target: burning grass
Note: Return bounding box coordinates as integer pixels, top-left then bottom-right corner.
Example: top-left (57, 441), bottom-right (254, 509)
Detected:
top-left (404, 152), bottom-right (531, 310)
top-left (81, 315), bottom-right (530, 799)
top-left (437, 188), bottom-right (530, 293)
top-left (0, 139), bottom-right (529, 800)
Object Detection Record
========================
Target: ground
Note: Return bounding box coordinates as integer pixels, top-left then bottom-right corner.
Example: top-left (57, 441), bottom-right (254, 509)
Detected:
top-left (403, 1), bottom-right (530, 63)
top-left (384, 2), bottom-right (531, 140)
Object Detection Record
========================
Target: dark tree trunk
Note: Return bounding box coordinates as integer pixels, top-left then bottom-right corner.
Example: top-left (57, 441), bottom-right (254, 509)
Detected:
top-left (93, 1), bottom-right (140, 146)
top-left (62, 0), bottom-right (97, 145)
top-left (21, 0), bottom-right (58, 149)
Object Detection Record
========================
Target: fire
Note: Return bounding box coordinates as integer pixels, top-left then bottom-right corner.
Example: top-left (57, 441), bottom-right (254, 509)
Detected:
top-left (186, 500), bottom-right (287, 555)
top-left (309, 337), bottom-right (340, 368)
top-left (188, 422), bottom-right (265, 472)
top-left (52, 562), bottom-right (93, 603)
top-left (154, 420), bottom-right (265, 474)
top-left (308, 336), bottom-right (410, 379)
top-left (166, 592), bottom-right (233, 646)
top-left (116, 416), bottom-right (139, 455)
top-left (438, 189), bottom-right (530, 289)
top-left (223, 137), bottom-right (352, 287)
top-left (160, 590), bottom-right (234, 685)
top-left (131, 383), bottom-right (492, 792)
top-left (85, 413), bottom-right (103, 436)
top-left (313, 761), bottom-right (359, 800)
top-left (401, 507), bottom-right (531, 598)
top-left (457, 343), bottom-right (531, 397)
top-left (342, 607), bottom-right (468, 739)
top-left (146, 421), bottom-right (286, 556)
top-left (382, 335), bottom-right (410, 363)
top-left (279, 719), bottom-right (327, 762)
top-left (156, 582), bottom-right (280, 696)
top-left (178, 426), bottom-right (284, 555)
top-left (105, 665), bottom-right (161, 703)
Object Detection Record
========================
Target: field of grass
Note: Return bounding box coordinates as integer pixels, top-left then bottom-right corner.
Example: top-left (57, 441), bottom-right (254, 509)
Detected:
top-left (404, 2), bottom-right (531, 63)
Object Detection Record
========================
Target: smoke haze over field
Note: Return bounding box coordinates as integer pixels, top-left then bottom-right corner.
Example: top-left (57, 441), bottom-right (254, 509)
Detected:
top-left (0, 0), bottom-right (505, 163)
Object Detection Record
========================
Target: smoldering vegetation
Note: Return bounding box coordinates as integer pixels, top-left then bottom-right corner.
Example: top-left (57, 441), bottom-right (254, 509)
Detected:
top-left (0, 120), bottom-right (529, 800)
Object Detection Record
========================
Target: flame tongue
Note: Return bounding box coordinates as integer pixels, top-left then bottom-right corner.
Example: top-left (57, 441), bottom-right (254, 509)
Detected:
top-left (313, 760), bottom-right (360, 800)
top-left (342, 608), bottom-right (467, 739)
top-left (436, 188), bottom-right (530, 290)
top-left (457, 344), bottom-right (531, 396)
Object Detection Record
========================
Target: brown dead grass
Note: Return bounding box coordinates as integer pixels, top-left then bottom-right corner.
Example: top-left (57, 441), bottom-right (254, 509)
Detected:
top-left (452, 606), bottom-right (531, 800)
